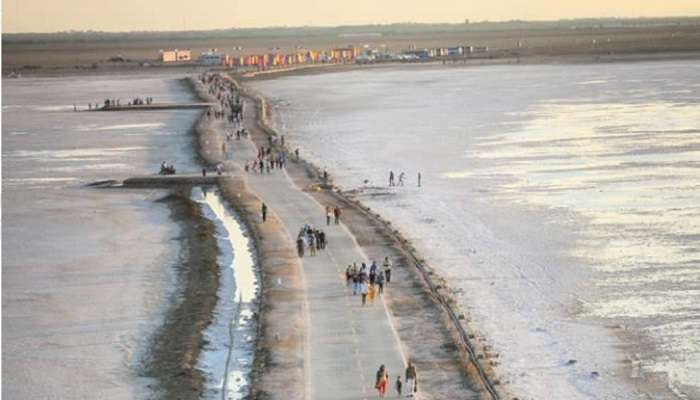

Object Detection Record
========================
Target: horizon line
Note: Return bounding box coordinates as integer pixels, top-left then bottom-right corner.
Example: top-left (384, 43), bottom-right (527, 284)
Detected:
top-left (4, 15), bottom-right (700, 35)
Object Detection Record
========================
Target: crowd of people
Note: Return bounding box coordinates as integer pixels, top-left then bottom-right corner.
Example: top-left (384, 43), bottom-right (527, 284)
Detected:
top-left (345, 256), bottom-right (392, 306)
top-left (296, 224), bottom-right (328, 257)
top-left (200, 73), bottom-right (243, 124)
top-left (244, 145), bottom-right (287, 174)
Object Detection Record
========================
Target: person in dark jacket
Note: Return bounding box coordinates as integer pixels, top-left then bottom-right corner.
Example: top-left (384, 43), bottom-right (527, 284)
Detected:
top-left (405, 362), bottom-right (417, 397)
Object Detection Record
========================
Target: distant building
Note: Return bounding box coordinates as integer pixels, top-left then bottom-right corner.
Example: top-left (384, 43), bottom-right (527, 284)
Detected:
top-left (161, 49), bottom-right (191, 62)
top-left (403, 49), bottom-right (430, 59)
top-left (200, 51), bottom-right (223, 66)
top-left (330, 47), bottom-right (359, 62)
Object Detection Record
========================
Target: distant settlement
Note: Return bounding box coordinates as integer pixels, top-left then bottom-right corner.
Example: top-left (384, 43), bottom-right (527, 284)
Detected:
top-left (160, 43), bottom-right (490, 70)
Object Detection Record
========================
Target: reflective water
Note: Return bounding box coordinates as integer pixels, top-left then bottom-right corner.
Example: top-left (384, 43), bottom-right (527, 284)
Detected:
top-left (194, 188), bottom-right (259, 400)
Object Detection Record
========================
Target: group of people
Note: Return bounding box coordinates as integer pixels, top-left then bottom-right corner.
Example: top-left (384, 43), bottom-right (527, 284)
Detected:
top-left (296, 224), bottom-right (328, 257)
top-left (129, 97), bottom-right (153, 106)
top-left (325, 205), bottom-right (342, 225)
top-left (388, 171), bottom-right (422, 187)
top-left (345, 256), bottom-right (392, 306)
top-left (80, 94), bottom-right (157, 110)
top-left (375, 361), bottom-right (418, 398)
top-left (159, 161), bottom-right (176, 175)
top-left (227, 128), bottom-right (249, 141)
top-left (244, 145), bottom-right (287, 174)
top-left (200, 73), bottom-right (243, 123)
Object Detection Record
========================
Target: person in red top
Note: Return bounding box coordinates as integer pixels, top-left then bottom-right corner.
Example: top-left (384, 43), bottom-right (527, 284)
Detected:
top-left (333, 206), bottom-right (341, 225)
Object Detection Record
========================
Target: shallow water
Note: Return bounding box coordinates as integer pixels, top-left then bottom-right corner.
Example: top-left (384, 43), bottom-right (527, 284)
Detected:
top-left (2, 73), bottom-right (200, 398)
top-left (251, 61), bottom-right (700, 400)
top-left (193, 188), bottom-right (259, 400)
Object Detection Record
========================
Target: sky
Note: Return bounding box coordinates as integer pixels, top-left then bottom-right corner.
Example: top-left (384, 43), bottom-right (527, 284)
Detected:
top-left (3, 0), bottom-right (700, 33)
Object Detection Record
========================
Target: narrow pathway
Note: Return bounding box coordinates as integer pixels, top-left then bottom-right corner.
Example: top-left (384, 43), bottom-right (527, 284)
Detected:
top-left (220, 102), bottom-right (409, 400)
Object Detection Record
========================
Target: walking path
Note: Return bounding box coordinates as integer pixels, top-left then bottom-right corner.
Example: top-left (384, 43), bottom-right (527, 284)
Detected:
top-left (219, 102), bottom-right (409, 399)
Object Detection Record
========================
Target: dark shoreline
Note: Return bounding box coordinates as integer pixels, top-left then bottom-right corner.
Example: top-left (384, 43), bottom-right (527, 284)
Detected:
top-left (141, 192), bottom-right (221, 399)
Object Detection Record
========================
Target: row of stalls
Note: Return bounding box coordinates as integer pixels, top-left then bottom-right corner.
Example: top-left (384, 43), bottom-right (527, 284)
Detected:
top-left (199, 47), bottom-right (360, 69)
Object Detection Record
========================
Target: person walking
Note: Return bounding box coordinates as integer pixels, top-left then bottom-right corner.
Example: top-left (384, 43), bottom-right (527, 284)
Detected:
top-left (395, 375), bottom-right (403, 397)
top-left (326, 206), bottom-right (332, 225)
top-left (352, 267), bottom-right (360, 295)
top-left (383, 257), bottom-right (392, 284)
top-left (405, 362), bottom-right (418, 397)
top-left (369, 261), bottom-right (378, 285)
top-left (368, 282), bottom-right (377, 304)
top-left (417, 172), bottom-right (422, 187)
top-left (319, 230), bottom-right (326, 249)
top-left (375, 365), bottom-right (389, 398)
top-left (333, 206), bottom-right (341, 225)
top-left (296, 236), bottom-right (305, 258)
top-left (261, 202), bottom-right (268, 222)
top-left (398, 172), bottom-right (405, 186)
top-left (377, 271), bottom-right (385, 295)
top-left (308, 234), bottom-right (316, 256)
top-left (360, 278), bottom-right (369, 305)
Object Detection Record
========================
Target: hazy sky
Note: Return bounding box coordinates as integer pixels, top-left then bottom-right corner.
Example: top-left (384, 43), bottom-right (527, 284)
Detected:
top-left (3, 0), bottom-right (700, 33)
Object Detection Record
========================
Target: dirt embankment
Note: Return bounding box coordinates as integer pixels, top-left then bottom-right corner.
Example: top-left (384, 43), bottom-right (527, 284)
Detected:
top-left (142, 192), bottom-right (220, 400)
top-left (189, 76), bottom-right (308, 400)
top-left (186, 77), bottom-right (225, 166)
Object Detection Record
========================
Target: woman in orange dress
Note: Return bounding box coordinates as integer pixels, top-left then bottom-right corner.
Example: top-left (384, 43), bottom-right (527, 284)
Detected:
top-left (375, 365), bottom-right (388, 398)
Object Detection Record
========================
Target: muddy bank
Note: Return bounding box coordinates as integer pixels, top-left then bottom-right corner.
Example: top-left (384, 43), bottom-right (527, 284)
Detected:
top-left (142, 192), bottom-right (220, 400)
top-left (186, 77), bottom-right (225, 166)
